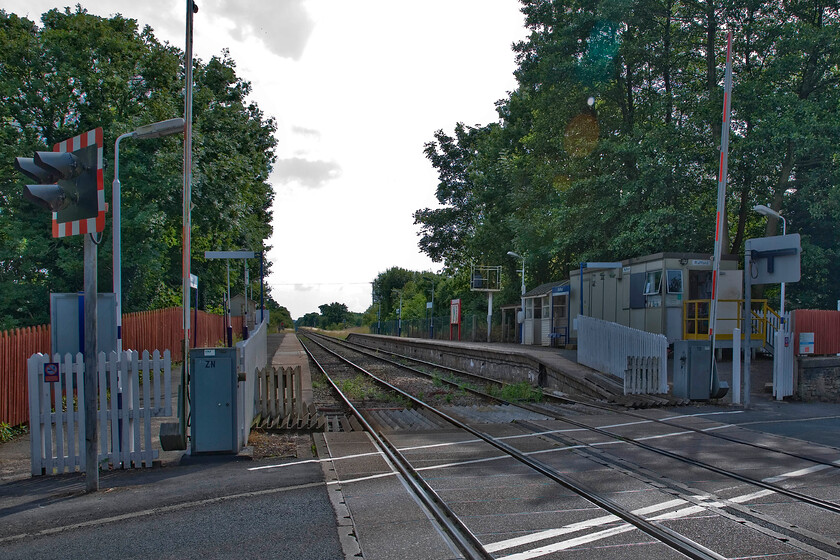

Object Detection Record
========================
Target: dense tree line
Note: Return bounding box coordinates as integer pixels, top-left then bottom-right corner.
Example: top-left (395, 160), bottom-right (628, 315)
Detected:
top-left (298, 302), bottom-right (366, 330)
top-left (0, 8), bottom-right (278, 329)
top-left (415, 0), bottom-right (840, 310)
top-left (368, 267), bottom-right (494, 324)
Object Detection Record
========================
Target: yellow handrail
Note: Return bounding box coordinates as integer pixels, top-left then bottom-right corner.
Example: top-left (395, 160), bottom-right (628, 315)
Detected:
top-left (682, 299), bottom-right (777, 342)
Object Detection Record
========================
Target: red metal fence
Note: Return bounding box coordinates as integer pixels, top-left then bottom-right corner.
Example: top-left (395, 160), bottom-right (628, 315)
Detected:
top-left (1, 308), bottom-right (243, 426)
top-left (793, 309), bottom-right (840, 356)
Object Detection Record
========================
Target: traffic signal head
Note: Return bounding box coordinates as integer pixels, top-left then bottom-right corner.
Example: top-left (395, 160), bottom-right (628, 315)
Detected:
top-left (14, 128), bottom-right (103, 237)
top-left (15, 146), bottom-right (97, 223)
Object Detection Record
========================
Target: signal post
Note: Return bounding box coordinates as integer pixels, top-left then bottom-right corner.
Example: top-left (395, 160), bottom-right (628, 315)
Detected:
top-left (15, 128), bottom-right (105, 492)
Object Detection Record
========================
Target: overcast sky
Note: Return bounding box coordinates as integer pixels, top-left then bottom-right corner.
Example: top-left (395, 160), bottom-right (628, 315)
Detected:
top-left (6, 0), bottom-right (528, 318)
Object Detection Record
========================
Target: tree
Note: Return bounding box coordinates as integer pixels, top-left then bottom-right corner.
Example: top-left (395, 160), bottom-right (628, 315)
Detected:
top-left (0, 8), bottom-right (277, 329)
top-left (318, 302), bottom-right (349, 327)
top-left (415, 0), bottom-right (840, 310)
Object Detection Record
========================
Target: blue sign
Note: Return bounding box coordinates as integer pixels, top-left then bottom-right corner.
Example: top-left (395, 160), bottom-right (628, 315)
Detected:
top-left (552, 285), bottom-right (570, 295)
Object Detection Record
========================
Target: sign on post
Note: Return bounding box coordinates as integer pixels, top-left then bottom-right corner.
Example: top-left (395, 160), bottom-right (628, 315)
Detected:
top-left (449, 299), bottom-right (461, 341)
top-left (745, 234), bottom-right (801, 285)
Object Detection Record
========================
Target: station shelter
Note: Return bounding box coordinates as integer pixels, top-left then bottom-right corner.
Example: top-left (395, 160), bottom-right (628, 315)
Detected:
top-left (231, 293), bottom-right (257, 329)
top-left (568, 252), bottom-right (748, 344)
top-left (521, 281), bottom-right (570, 347)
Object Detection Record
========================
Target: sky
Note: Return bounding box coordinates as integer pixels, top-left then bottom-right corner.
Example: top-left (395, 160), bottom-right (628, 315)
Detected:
top-left (6, 0), bottom-right (529, 319)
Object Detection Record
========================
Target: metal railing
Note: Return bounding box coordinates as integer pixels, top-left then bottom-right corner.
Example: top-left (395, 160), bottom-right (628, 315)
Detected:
top-left (683, 299), bottom-right (779, 346)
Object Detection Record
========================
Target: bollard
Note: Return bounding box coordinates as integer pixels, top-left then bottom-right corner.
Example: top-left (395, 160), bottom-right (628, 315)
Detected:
top-left (732, 328), bottom-right (741, 405)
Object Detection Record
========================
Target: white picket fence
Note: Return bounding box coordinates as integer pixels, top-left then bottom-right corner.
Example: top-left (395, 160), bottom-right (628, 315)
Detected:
top-left (577, 315), bottom-right (668, 394)
top-left (27, 350), bottom-right (171, 476)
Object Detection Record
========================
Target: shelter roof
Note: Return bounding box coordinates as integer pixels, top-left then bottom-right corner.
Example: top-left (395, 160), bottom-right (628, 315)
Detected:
top-left (524, 280), bottom-right (568, 299)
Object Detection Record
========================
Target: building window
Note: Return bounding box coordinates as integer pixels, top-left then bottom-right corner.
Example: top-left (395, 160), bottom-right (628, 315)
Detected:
top-left (666, 270), bottom-right (683, 294)
top-left (553, 296), bottom-right (567, 321)
top-left (526, 299), bottom-right (534, 319)
top-left (644, 270), bottom-right (662, 295)
top-left (541, 296), bottom-right (550, 319)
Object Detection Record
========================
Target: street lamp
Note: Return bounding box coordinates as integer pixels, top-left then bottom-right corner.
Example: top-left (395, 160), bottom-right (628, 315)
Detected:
top-left (393, 288), bottom-right (403, 337)
top-left (507, 251), bottom-right (525, 344)
top-left (753, 204), bottom-right (788, 323)
top-left (113, 118), bottom-right (185, 354)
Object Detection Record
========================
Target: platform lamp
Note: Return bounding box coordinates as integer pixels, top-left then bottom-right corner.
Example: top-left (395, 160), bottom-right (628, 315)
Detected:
top-left (507, 251), bottom-right (525, 344)
top-left (113, 118), bottom-right (185, 354)
top-left (753, 204), bottom-right (787, 324)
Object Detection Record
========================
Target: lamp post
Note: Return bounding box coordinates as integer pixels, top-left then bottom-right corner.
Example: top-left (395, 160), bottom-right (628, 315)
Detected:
top-left (507, 251), bottom-right (525, 344)
top-left (113, 118), bottom-right (185, 354)
top-left (753, 204), bottom-right (788, 323)
top-left (429, 279), bottom-right (435, 339)
top-left (393, 289), bottom-right (403, 337)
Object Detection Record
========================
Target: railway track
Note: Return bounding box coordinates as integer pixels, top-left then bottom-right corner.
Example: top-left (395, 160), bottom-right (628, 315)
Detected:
top-left (299, 332), bottom-right (840, 559)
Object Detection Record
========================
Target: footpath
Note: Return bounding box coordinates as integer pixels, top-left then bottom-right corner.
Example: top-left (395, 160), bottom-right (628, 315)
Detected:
top-left (0, 331), bottom-right (343, 560)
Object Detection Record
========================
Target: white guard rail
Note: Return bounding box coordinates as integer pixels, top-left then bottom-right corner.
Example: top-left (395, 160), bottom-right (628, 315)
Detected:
top-left (235, 315), bottom-right (268, 450)
top-left (577, 315), bottom-right (668, 394)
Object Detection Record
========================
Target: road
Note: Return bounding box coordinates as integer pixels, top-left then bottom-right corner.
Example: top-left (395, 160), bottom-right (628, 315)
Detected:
top-left (0, 454), bottom-right (343, 559)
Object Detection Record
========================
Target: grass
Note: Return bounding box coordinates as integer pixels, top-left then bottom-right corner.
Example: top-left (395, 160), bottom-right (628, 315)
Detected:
top-left (0, 422), bottom-right (28, 444)
top-left (488, 381), bottom-right (544, 403)
top-left (337, 375), bottom-right (385, 401)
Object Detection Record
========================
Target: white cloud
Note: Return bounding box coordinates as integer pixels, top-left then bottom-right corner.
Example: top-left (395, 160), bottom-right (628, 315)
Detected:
top-left (273, 157), bottom-right (342, 189)
top-left (200, 0), bottom-right (314, 60)
top-left (291, 125), bottom-right (321, 139)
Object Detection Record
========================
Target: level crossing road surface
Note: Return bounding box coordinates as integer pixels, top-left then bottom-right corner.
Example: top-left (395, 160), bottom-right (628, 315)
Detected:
top-left (306, 406), bottom-right (840, 560)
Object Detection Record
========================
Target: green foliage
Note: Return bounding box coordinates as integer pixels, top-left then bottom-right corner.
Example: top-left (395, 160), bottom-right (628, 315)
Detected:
top-left (319, 302), bottom-right (349, 326)
top-left (0, 422), bottom-right (28, 443)
top-left (0, 8), bottom-right (278, 328)
top-left (487, 381), bottom-right (543, 403)
top-left (337, 375), bottom-right (384, 401)
top-left (269, 304), bottom-right (294, 331)
top-left (296, 302), bottom-right (364, 330)
top-left (414, 0), bottom-right (840, 311)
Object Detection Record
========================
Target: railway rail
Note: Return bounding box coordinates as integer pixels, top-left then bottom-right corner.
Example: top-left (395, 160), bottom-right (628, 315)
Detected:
top-left (299, 331), bottom-right (840, 559)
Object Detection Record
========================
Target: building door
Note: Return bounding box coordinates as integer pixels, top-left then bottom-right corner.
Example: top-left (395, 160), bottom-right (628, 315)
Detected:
top-left (686, 270), bottom-right (713, 337)
top-left (551, 295), bottom-right (568, 346)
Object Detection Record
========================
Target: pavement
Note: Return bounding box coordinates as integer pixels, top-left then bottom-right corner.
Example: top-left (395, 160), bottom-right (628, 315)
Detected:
top-left (0, 331), bottom-right (346, 560)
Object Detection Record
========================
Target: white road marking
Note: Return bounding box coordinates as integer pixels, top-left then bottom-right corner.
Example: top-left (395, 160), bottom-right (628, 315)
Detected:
top-left (487, 457), bottom-right (832, 560)
top-left (484, 499), bottom-right (687, 553)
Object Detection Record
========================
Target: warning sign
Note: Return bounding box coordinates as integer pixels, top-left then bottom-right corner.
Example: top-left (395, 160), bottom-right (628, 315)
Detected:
top-left (44, 362), bottom-right (60, 383)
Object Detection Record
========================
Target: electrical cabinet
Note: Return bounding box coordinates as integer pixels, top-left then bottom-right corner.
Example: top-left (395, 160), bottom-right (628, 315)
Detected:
top-left (190, 348), bottom-right (238, 453)
top-left (673, 340), bottom-right (712, 400)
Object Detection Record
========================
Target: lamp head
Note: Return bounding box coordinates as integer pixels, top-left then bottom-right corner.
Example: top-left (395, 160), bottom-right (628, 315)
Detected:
top-left (133, 118), bottom-right (186, 139)
top-left (753, 204), bottom-right (781, 219)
